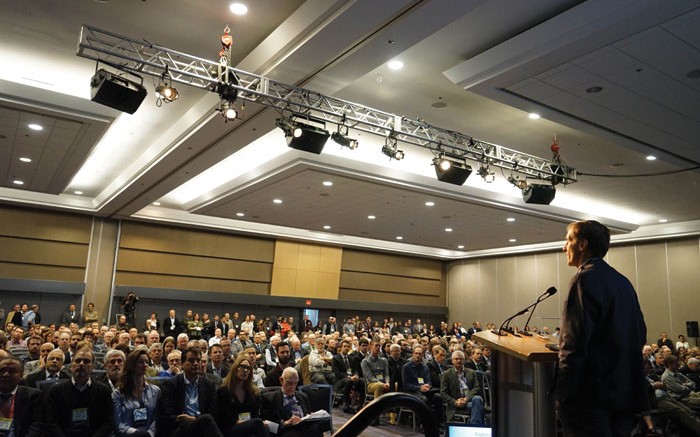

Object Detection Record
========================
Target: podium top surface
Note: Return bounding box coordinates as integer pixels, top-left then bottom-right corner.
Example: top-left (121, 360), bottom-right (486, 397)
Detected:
top-left (473, 330), bottom-right (558, 362)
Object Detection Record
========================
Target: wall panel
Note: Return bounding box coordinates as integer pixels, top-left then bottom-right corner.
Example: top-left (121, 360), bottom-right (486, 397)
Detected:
top-left (116, 222), bottom-right (274, 294)
top-left (0, 206), bottom-right (91, 282)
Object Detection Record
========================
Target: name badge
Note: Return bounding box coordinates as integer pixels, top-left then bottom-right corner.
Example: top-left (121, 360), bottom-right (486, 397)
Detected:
top-left (72, 408), bottom-right (88, 426)
top-left (133, 407), bottom-right (148, 426)
top-left (239, 412), bottom-right (251, 422)
top-left (0, 418), bottom-right (12, 431)
top-left (346, 368), bottom-right (353, 375)
top-left (376, 374), bottom-right (383, 381)
top-left (417, 377), bottom-right (424, 384)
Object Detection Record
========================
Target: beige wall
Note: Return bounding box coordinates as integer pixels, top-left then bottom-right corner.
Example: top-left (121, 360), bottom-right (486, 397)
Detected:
top-left (447, 237), bottom-right (700, 343)
top-left (0, 206), bottom-right (91, 282)
top-left (270, 240), bottom-right (342, 299)
top-left (340, 249), bottom-right (446, 307)
top-left (115, 222), bottom-right (275, 294)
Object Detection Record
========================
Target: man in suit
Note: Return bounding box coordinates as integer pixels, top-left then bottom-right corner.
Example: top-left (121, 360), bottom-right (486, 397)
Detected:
top-left (23, 341), bottom-right (54, 377)
top-left (24, 349), bottom-right (71, 388)
top-left (44, 349), bottom-right (113, 437)
top-left (426, 344), bottom-right (450, 389)
top-left (59, 304), bottom-right (81, 326)
top-left (557, 220), bottom-right (647, 437)
top-left (332, 339), bottom-right (362, 413)
top-left (163, 309), bottom-right (182, 337)
top-left (158, 346), bottom-right (223, 437)
top-left (205, 344), bottom-right (229, 379)
top-left (464, 348), bottom-right (486, 373)
top-left (260, 367), bottom-right (323, 437)
top-left (0, 356), bottom-right (43, 437)
top-left (440, 350), bottom-right (484, 424)
top-left (92, 349), bottom-right (124, 391)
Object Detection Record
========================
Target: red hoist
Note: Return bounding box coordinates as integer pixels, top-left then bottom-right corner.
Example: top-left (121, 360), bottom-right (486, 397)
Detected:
top-left (214, 25), bottom-right (239, 121)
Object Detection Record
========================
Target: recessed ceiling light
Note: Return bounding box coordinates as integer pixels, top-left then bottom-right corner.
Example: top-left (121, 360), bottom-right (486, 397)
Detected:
top-left (152, 201), bottom-right (161, 206)
top-left (646, 155), bottom-right (657, 161)
top-left (509, 238), bottom-right (517, 243)
top-left (367, 215), bottom-right (376, 220)
top-left (585, 86), bottom-right (603, 93)
top-left (13, 179), bottom-right (24, 185)
top-left (528, 113), bottom-right (540, 120)
top-left (658, 218), bottom-right (668, 223)
top-left (322, 181), bottom-right (333, 186)
top-left (28, 123), bottom-right (43, 131)
top-left (323, 225), bottom-right (331, 230)
top-left (445, 228), bottom-right (453, 232)
top-left (74, 190), bottom-right (83, 195)
top-left (425, 201), bottom-right (435, 207)
top-left (236, 212), bottom-right (245, 217)
top-left (457, 245), bottom-right (464, 249)
top-left (388, 60), bottom-right (404, 70)
top-left (506, 217), bottom-right (515, 222)
top-left (687, 68), bottom-right (700, 79)
top-left (229, 2), bottom-right (248, 15)
top-left (396, 236), bottom-right (403, 240)
top-left (19, 157), bottom-right (32, 163)
top-left (273, 198), bottom-right (283, 204)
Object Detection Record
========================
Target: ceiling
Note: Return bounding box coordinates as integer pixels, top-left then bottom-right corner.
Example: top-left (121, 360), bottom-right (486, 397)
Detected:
top-left (1, 0), bottom-right (699, 259)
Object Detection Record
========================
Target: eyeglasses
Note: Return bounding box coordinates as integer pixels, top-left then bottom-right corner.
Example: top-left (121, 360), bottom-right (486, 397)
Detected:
top-left (238, 365), bottom-right (252, 371)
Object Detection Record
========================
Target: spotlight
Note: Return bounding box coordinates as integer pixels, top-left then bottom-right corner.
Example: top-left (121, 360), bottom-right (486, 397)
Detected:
top-left (382, 136), bottom-right (404, 160)
top-left (219, 100), bottom-right (237, 122)
top-left (278, 117), bottom-right (329, 154)
top-left (155, 68), bottom-right (179, 106)
top-left (522, 183), bottom-right (556, 205)
top-left (477, 165), bottom-right (495, 183)
top-left (433, 155), bottom-right (472, 186)
top-left (155, 83), bottom-right (179, 104)
top-left (331, 125), bottom-right (358, 150)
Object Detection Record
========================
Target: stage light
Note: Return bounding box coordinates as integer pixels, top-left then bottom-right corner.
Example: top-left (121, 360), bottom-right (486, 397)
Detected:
top-left (219, 100), bottom-right (237, 122)
top-left (278, 117), bottom-right (329, 154)
top-left (477, 164), bottom-right (495, 183)
top-left (433, 155), bottom-right (472, 186)
top-left (522, 183), bottom-right (556, 205)
top-left (331, 124), bottom-right (358, 150)
top-left (382, 136), bottom-right (404, 160)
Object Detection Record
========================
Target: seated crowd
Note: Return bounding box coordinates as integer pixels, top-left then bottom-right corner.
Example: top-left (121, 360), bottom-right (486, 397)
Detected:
top-left (2, 302), bottom-right (700, 436)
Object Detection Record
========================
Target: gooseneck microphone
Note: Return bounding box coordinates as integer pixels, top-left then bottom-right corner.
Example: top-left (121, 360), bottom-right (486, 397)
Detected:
top-left (521, 286), bottom-right (557, 336)
top-left (491, 286), bottom-right (557, 336)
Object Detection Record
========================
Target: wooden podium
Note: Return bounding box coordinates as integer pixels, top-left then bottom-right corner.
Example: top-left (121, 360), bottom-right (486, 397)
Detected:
top-left (473, 331), bottom-right (558, 437)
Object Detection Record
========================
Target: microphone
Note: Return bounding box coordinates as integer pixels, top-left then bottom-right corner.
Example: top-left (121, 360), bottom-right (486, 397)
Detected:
top-left (521, 287), bottom-right (557, 336)
top-left (491, 286), bottom-right (557, 337)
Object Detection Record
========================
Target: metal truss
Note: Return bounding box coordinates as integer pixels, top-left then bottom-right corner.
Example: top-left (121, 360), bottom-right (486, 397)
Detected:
top-left (77, 25), bottom-right (576, 184)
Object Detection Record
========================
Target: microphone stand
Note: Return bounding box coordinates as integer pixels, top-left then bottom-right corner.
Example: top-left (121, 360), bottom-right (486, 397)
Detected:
top-left (491, 286), bottom-right (557, 337)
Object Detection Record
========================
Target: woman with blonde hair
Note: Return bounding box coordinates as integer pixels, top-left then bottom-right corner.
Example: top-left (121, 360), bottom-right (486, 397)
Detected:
top-left (215, 354), bottom-right (270, 437)
top-left (113, 348), bottom-right (160, 436)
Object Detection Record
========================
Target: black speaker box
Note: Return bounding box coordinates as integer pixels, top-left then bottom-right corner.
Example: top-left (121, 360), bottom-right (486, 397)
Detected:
top-left (435, 164), bottom-right (472, 186)
top-left (522, 184), bottom-right (556, 205)
top-left (687, 321), bottom-right (699, 338)
top-left (90, 69), bottom-right (147, 114)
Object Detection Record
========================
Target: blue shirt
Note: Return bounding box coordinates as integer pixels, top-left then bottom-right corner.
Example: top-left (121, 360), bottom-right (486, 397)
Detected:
top-left (112, 383), bottom-right (160, 435)
top-left (402, 360), bottom-right (432, 392)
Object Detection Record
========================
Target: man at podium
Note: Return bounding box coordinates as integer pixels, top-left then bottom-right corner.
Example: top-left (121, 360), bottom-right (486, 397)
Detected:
top-left (557, 220), bottom-right (647, 437)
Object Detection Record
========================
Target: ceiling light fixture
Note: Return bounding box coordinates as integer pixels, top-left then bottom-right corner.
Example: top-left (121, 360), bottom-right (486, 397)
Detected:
top-left (646, 155), bottom-right (657, 161)
top-left (331, 123), bottom-right (358, 150)
top-left (382, 135), bottom-right (404, 160)
top-left (457, 245), bottom-right (465, 249)
top-left (19, 157), bottom-right (32, 163)
top-left (273, 198), bottom-right (283, 204)
top-left (236, 212), bottom-right (245, 217)
top-left (528, 113), bottom-right (540, 119)
top-left (229, 2), bottom-right (248, 15)
top-left (323, 225), bottom-right (331, 230)
top-left (27, 123), bottom-right (43, 131)
top-left (425, 201), bottom-right (435, 207)
top-left (322, 181), bottom-right (333, 186)
top-left (13, 180), bottom-right (24, 185)
top-left (152, 201), bottom-right (161, 206)
top-left (433, 154), bottom-right (472, 186)
top-left (74, 190), bottom-right (83, 195)
top-left (506, 217), bottom-right (515, 222)
top-left (367, 215), bottom-right (376, 220)
top-left (388, 60), bottom-right (404, 70)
